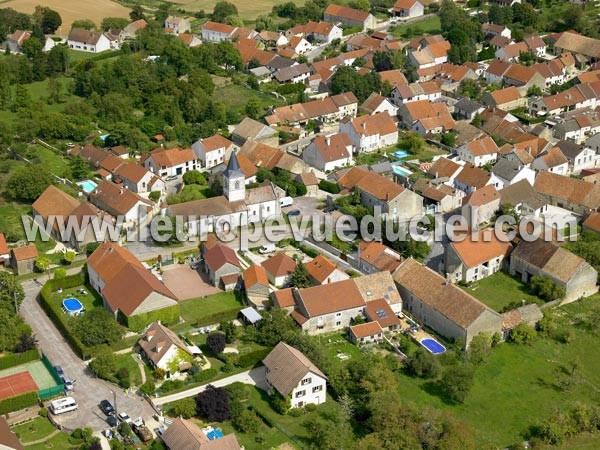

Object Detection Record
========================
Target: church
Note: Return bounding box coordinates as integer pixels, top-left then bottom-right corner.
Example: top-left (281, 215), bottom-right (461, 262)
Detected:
top-left (168, 153), bottom-right (281, 235)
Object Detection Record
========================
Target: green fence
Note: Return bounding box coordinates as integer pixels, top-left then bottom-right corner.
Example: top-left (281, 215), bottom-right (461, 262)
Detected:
top-left (39, 385), bottom-right (65, 401)
top-left (41, 353), bottom-right (64, 386)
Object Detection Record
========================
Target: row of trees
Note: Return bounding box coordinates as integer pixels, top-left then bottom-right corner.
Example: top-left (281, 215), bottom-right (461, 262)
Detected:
top-left (0, 272), bottom-right (36, 353)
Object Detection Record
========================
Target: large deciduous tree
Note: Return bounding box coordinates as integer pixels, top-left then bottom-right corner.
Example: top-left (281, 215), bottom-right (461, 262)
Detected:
top-left (196, 385), bottom-right (230, 422)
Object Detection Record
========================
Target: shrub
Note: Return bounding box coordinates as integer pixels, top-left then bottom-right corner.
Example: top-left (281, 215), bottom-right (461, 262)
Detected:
top-left (139, 381), bottom-right (156, 396)
top-left (170, 397), bottom-right (196, 419)
top-left (196, 385), bottom-right (230, 422)
top-left (404, 348), bottom-right (441, 379)
top-left (439, 364), bottom-right (474, 403)
top-left (318, 180), bottom-right (340, 194)
top-left (159, 379), bottom-right (186, 393)
top-left (39, 407), bottom-right (48, 417)
top-left (192, 368), bottom-right (218, 383)
top-left (53, 268), bottom-right (67, 279)
top-left (233, 408), bottom-right (263, 433)
top-left (0, 391), bottom-right (39, 415)
top-left (0, 349), bottom-right (39, 370)
top-left (154, 368), bottom-right (166, 380)
top-left (207, 332), bottom-right (227, 355)
top-left (510, 323), bottom-right (537, 345)
top-left (149, 191), bottom-right (161, 202)
top-left (62, 251), bottom-right (76, 265)
top-left (236, 348), bottom-right (271, 368)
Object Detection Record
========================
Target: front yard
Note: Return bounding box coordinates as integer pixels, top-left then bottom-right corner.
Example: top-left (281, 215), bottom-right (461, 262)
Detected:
top-left (464, 271), bottom-right (544, 312)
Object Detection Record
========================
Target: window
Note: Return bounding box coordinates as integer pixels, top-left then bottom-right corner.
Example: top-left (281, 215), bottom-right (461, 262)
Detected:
top-left (301, 377), bottom-right (312, 385)
top-left (295, 390), bottom-right (305, 398)
top-left (312, 385), bottom-right (322, 393)
top-left (335, 321), bottom-right (341, 326)
top-left (335, 312), bottom-right (342, 317)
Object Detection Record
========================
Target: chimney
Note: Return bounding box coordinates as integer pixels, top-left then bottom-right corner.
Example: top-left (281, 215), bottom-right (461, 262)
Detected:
top-left (386, 192), bottom-right (390, 201)
top-left (119, 188), bottom-right (124, 195)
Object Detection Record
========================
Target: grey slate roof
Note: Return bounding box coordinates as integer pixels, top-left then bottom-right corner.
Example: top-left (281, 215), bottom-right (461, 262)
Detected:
top-left (455, 97), bottom-right (484, 114)
top-left (492, 158), bottom-right (523, 182)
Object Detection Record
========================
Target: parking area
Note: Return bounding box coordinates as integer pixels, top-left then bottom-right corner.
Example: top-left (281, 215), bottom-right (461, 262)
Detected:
top-left (161, 264), bottom-right (221, 300)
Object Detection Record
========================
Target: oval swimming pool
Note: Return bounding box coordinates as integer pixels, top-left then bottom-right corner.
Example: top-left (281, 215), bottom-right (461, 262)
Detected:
top-left (63, 298), bottom-right (84, 315)
top-left (420, 338), bottom-right (446, 355)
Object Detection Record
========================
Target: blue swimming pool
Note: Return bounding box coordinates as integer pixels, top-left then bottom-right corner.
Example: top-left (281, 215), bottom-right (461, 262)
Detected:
top-left (63, 298), bottom-right (84, 315)
top-left (420, 338), bottom-right (446, 355)
top-left (391, 163), bottom-right (413, 178)
top-left (393, 150), bottom-right (408, 159)
top-left (207, 429), bottom-right (224, 440)
top-left (77, 179), bottom-right (97, 193)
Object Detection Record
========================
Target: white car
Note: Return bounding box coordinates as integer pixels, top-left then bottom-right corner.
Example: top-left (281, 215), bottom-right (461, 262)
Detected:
top-left (118, 412), bottom-right (132, 424)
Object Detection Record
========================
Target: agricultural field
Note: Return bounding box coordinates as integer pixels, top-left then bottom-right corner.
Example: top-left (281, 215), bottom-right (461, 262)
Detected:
top-left (1, 0), bottom-right (132, 34)
top-left (167, 0), bottom-right (307, 19)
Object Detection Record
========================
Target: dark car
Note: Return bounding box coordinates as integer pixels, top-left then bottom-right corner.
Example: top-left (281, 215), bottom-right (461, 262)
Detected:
top-left (100, 400), bottom-right (115, 416)
top-left (107, 415), bottom-right (118, 427)
top-left (288, 209), bottom-right (301, 217)
top-left (53, 365), bottom-right (64, 376)
top-left (323, 206), bottom-right (337, 213)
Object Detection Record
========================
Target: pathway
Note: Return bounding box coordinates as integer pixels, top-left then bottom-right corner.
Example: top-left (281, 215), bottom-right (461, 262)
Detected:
top-left (135, 355), bottom-right (147, 385)
top-left (23, 429), bottom-right (61, 447)
top-left (153, 366), bottom-right (267, 406)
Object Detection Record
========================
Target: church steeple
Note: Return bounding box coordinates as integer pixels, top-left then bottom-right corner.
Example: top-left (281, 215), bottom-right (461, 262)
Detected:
top-left (223, 152), bottom-right (245, 202)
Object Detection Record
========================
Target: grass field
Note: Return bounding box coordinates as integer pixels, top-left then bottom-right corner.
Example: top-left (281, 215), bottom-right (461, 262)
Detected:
top-left (464, 271), bottom-right (544, 312)
top-left (1, 0), bottom-right (132, 35)
top-left (390, 15), bottom-right (442, 39)
top-left (395, 294), bottom-right (600, 448)
top-left (215, 83), bottom-right (285, 122)
top-left (11, 417), bottom-right (57, 444)
top-left (167, 0), bottom-right (307, 19)
top-left (113, 353), bottom-right (145, 386)
top-left (179, 291), bottom-right (245, 326)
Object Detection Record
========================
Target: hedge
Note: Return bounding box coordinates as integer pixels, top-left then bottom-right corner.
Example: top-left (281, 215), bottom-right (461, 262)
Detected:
top-left (0, 391), bottom-right (39, 415)
top-left (193, 309), bottom-right (240, 328)
top-left (0, 349), bottom-right (40, 370)
top-left (39, 275), bottom-right (91, 360)
top-left (121, 304), bottom-right (180, 332)
top-left (237, 348), bottom-right (271, 368)
top-left (318, 180), bottom-right (340, 194)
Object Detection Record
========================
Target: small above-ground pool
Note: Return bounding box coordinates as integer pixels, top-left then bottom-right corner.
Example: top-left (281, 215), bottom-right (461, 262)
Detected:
top-left (393, 149), bottom-right (409, 159)
top-left (62, 298), bottom-right (85, 316)
top-left (77, 179), bottom-right (97, 193)
top-left (420, 338), bottom-right (446, 355)
top-left (206, 429), bottom-right (224, 440)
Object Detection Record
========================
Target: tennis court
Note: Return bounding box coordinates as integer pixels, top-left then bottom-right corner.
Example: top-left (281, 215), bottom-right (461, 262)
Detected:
top-left (0, 371), bottom-right (38, 400)
top-left (0, 360), bottom-right (56, 391)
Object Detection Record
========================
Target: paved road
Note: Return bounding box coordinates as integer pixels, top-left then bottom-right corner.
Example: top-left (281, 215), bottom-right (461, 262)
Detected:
top-left (153, 366), bottom-right (267, 406)
top-left (20, 279), bottom-right (154, 431)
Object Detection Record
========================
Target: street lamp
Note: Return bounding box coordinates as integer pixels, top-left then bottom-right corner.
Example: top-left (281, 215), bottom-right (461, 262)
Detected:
top-left (111, 390), bottom-right (117, 422)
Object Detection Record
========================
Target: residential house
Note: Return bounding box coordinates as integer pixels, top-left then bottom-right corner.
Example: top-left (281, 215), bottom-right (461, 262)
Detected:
top-left (502, 303), bottom-right (544, 340)
top-left (143, 147), bottom-right (200, 177)
top-left (337, 167), bottom-right (424, 219)
top-left (390, 81), bottom-right (441, 106)
top-left (416, 180), bottom-right (465, 213)
top-left (285, 36), bottom-right (313, 55)
top-left (502, 64), bottom-right (546, 90)
top-left (32, 185), bottom-right (109, 251)
top-left (495, 42), bottom-right (529, 62)
top-left (109, 145), bottom-right (130, 159)
top-left (165, 16), bottom-right (191, 35)
top-left (11, 244), bottom-right (38, 275)
top-left (358, 240), bottom-right (402, 274)
top-left (393, 258), bottom-right (503, 347)
top-left (161, 418), bottom-right (241, 450)
top-left (379, 69), bottom-right (409, 89)
top-left (534, 170), bottom-right (600, 214)
top-left (454, 164), bottom-right (493, 194)
top-left (265, 92), bottom-right (358, 127)
top-left (397, 100), bottom-right (455, 135)
top-left (349, 321), bottom-right (384, 345)
top-left (364, 298), bottom-right (401, 333)
top-left (243, 264), bottom-right (270, 309)
top-left (445, 229), bottom-right (512, 283)
top-left (360, 93), bottom-right (398, 117)
top-left (201, 21), bottom-right (237, 42)
top-left (240, 140), bottom-right (305, 174)
top-left (113, 163), bottom-right (165, 194)
top-left (89, 180), bottom-right (154, 227)
top-left (510, 239), bottom-right (598, 302)
top-left (289, 21), bottom-right (342, 43)
top-left (454, 98), bottom-right (485, 120)
top-left (528, 81), bottom-right (600, 116)
top-left (296, 172), bottom-right (319, 197)
top-left (203, 242), bottom-right (241, 288)
top-left (482, 23), bottom-right (511, 39)
top-left (263, 342), bottom-right (327, 408)
top-left (0, 233), bottom-right (9, 267)
top-left (408, 40), bottom-right (451, 70)
top-left (231, 117), bottom-right (279, 147)
top-left (4, 30), bottom-right (30, 53)
top-left (0, 417), bottom-right (22, 450)
top-left (484, 59), bottom-right (511, 85)
top-left (499, 179), bottom-right (547, 214)
top-left (138, 322), bottom-right (194, 378)
top-left (178, 34), bottom-right (202, 48)
top-left (552, 31), bottom-right (600, 63)
top-left (457, 136), bottom-right (500, 167)
top-left (339, 112), bottom-right (398, 153)
top-left (585, 133), bottom-right (600, 153)
top-left (552, 113), bottom-right (600, 143)
top-left (257, 30), bottom-right (288, 47)
top-left (192, 134), bottom-right (234, 169)
top-left (525, 36), bottom-right (547, 58)
top-left (532, 147), bottom-right (569, 175)
top-left (461, 184), bottom-right (501, 228)
top-left (87, 242), bottom-right (179, 328)
top-left (122, 19), bottom-right (147, 39)
top-left (67, 28), bottom-right (111, 53)
top-left (302, 133), bottom-right (354, 172)
top-left (261, 253), bottom-right (296, 287)
top-left (491, 157), bottom-right (536, 188)
top-left (555, 140), bottom-right (598, 173)
top-left (323, 4), bottom-right (377, 30)
top-left (427, 157), bottom-right (463, 184)
top-left (304, 255), bottom-right (349, 285)
top-left (482, 86), bottom-right (525, 111)
top-left (390, 0), bottom-right (424, 19)
top-left (273, 63), bottom-right (311, 84)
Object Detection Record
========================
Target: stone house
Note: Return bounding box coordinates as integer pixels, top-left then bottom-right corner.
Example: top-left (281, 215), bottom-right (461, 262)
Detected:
top-left (11, 244), bottom-right (38, 275)
top-left (261, 253), bottom-right (297, 287)
top-left (461, 185), bottom-right (501, 229)
top-left (204, 242), bottom-right (241, 288)
top-left (243, 264), bottom-right (270, 309)
top-left (138, 321), bottom-right (194, 378)
top-left (304, 255), bottom-right (349, 285)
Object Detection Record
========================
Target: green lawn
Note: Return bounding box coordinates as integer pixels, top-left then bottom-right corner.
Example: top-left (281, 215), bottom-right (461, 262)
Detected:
top-left (27, 145), bottom-right (71, 177)
top-left (113, 353), bottom-right (145, 387)
top-left (464, 272), bottom-right (544, 312)
top-left (215, 84), bottom-right (284, 121)
top-left (11, 417), bottom-right (57, 444)
top-left (0, 203), bottom-right (31, 241)
top-left (395, 294), bottom-right (600, 448)
top-left (390, 15), bottom-right (442, 39)
top-left (26, 431), bottom-right (80, 450)
top-left (179, 292), bottom-right (245, 327)
top-left (316, 332), bottom-right (364, 365)
top-left (48, 284), bottom-right (104, 313)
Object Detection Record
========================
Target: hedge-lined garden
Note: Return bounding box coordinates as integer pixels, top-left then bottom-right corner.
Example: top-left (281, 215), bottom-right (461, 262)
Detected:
top-left (0, 391), bottom-right (39, 415)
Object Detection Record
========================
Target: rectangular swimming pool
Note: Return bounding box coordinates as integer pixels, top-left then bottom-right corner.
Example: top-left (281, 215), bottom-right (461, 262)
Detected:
top-left (391, 164), bottom-right (413, 178)
top-left (420, 338), bottom-right (446, 355)
top-left (77, 179), bottom-right (97, 193)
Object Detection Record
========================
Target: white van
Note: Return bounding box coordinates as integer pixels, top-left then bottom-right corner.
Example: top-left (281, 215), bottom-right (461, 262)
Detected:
top-left (259, 244), bottom-right (276, 254)
top-left (50, 397), bottom-right (78, 415)
top-left (280, 197), bottom-right (294, 207)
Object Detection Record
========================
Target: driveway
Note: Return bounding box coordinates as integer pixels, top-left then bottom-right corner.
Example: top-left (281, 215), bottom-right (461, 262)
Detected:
top-left (161, 265), bottom-right (220, 300)
top-left (20, 280), bottom-right (155, 432)
top-left (153, 366), bottom-right (267, 406)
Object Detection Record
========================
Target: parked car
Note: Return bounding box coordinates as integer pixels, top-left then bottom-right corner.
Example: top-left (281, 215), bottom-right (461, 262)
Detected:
top-left (280, 196), bottom-right (294, 207)
top-left (165, 175), bottom-right (178, 181)
top-left (323, 206), bottom-right (336, 213)
top-left (100, 400), bottom-right (115, 416)
top-left (259, 244), bottom-right (276, 254)
top-left (107, 415), bottom-right (118, 428)
top-left (288, 209), bottom-right (301, 217)
top-left (118, 412), bottom-right (132, 424)
top-left (53, 365), bottom-right (64, 376)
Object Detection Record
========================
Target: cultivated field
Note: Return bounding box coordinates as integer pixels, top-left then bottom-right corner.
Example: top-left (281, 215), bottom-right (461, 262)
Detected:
top-left (1, 0), bottom-right (132, 34)
top-left (169, 0), bottom-right (307, 19)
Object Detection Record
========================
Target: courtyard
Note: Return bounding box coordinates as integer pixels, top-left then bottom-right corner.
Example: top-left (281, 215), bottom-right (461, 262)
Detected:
top-left (161, 264), bottom-right (221, 301)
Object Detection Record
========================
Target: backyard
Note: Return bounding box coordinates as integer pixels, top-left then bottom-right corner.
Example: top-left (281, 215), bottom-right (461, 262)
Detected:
top-left (178, 291), bottom-right (245, 328)
top-left (395, 294), bottom-right (600, 448)
top-left (464, 271), bottom-right (544, 312)
top-left (215, 83), bottom-right (285, 122)
top-left (389, 15), bottom-right (442, 39)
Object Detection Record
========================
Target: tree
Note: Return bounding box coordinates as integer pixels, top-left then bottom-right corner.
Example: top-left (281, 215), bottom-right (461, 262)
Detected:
top-left (255, 15), bottom-right (277, 32)
top-left (530, 276), bottom-right (565, 301)
top-left (439, 364), bottom-right (474, 403)
top-left (350, 0), bottom-right (371, 11)
top-left (35, 257), bottom-right (51, 275)
top-left (468, 333), bottom-right (493, 364)
top-left (140, 381), bottom-right (156, 396)
top-left (62, 250), bottom-right (76, 264)
top-left (13, 84), bottom-right (32, 111)
top-left (7, 165), bottom-right (53, 201)
top-left (14, 331), bottom-right (37, 353)
top-left (441, 132), bottom-right (456, 147)
top-left (212, 1), bottom-right (239, 22)
top-left (71, 309), bottom-right (125, 347)
top-left (53, 268), bottom-right (67, 279)
top-left (471, 112), bottom-right (482, 127)
top-left (171, 397), bottom-right (196, 418)
top-left (245, 97), bottom-right (261, 120)
top-left (47, 77), bottom-right (62, 105)
top-left (101, 17), bottom-right (130, 31)
top-left (21, 37), bottom-right (43, 59)
top-left (182, 170), bottom-right (206, 185)
top-left (404, 347), bottom-right (441, 378)
top-left (510, 323), bottom-right (537, 345)
top-left (130, 4), bottom-right (146, 21)
top-left (206, 332), bottom-right (227, 355)
top-left (196, 385), bottom-right (231, 422)
top-left (398, 131), bottom-right (424, 154)
top-left (69, 155), bottom-right (89, 180)
top-left (289, 257), bottom-right (311, 288)
top-left (232, 408), bottom-right (262, 433)
top-left (38, 7), bottom-right (62, 34)
top-left (71, 19), bottom-right (96, 31)
top-left (89, 348), bottom-right (117, 380)
top-left (220, 321), bottom-right (237, 343)
top-left (0, 272), bottom-right (25, 312)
